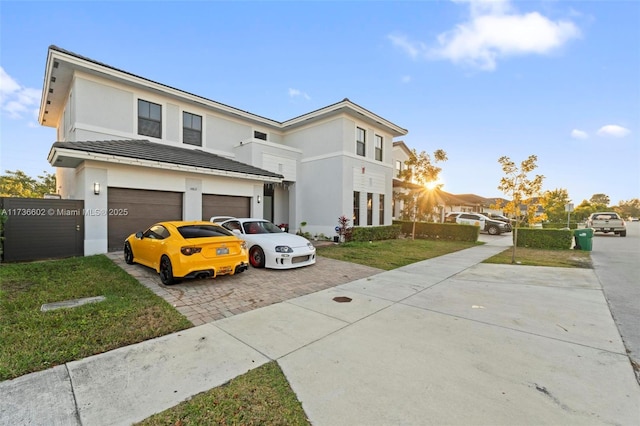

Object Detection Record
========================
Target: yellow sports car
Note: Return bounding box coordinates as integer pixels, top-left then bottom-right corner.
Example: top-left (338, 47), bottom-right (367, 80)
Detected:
top-left (124, 221), bottom-right (249, 285)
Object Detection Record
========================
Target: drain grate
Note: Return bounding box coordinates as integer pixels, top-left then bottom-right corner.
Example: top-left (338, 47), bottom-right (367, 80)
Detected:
top-left (332, 296), bottom-right (352, 303)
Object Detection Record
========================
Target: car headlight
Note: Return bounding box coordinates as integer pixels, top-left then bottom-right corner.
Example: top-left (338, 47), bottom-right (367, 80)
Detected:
top-left (307, 242), bottom-right (314, 250)
top-left (275, 246), bottom-right (293, 253)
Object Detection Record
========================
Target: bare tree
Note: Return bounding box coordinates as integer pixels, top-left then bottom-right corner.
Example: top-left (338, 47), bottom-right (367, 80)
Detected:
top-left (498, 155), bottom-right (545, 263)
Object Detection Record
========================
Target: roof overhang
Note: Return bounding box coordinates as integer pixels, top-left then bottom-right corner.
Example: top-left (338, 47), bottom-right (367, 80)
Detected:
top-left (282, 98), bottom-right (408, 137)
top-left (39, 47), bottom-right (408, 138)
top-left (39, 46), bottom-right (283, 129)
top-left (47, 146), bottom-right (282, 183)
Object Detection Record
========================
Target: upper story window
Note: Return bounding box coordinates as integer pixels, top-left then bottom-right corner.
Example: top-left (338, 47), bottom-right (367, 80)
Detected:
top-left (356, 127), bottom-right (366, 157)
top-left (138, 99), bottom-right (162, 139)
top-left (375, 135), bottom-right (383, 161)
top-left (254, 131), bottom-right (267, 140)
top-left (183, 112), bottom-right (202, 146)
top-left (395, 160), bottom-right (403, 177)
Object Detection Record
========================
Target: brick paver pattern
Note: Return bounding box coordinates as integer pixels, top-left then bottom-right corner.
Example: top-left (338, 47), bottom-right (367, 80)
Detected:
top-left (106, 249), bottom-right (382, 326)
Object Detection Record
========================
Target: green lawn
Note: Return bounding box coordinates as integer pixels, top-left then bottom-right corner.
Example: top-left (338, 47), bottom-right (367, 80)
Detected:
top-left (0, 255), bottom-right (192, 381)
top-left (483, 247), bottom-right (593, 268)
top-left (138, 361), bottom-right (310, 426)
top-left (315, 238), bottom-right (480, 270)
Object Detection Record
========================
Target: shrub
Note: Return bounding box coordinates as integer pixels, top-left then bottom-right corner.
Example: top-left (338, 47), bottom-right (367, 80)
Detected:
top-left (351, 225), bottom-right (402, 242)
top-left (392, 220), bottom-right (478, 242)
top-left (515, 228), bottom-right (572, 249)
top-left (542, 222), bottom-right (580, 230)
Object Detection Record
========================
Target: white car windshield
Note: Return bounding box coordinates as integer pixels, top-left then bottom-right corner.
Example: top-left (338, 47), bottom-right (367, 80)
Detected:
top-left (243, 221), bottom-right (284, 234)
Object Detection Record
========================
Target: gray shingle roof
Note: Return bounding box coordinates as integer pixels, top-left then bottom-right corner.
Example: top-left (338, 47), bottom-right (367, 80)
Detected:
top-left (51, 139), bottom-right (283, 180)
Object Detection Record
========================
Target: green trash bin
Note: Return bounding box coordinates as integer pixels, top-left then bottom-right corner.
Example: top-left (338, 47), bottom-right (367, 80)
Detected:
top-left (574, 228), bottom-right (594, 251)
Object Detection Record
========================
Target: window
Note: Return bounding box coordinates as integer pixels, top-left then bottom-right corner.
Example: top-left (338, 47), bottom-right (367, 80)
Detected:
top-left (144, 225), bottom-right (169, 239)
top-left (375, 135), bottom-right (383, 161)
top-left (395, 160), bottom-right (403, 178)
top-left (367, 193), bottom-right (373, 225)
top-left (178, 225), bottom-right (233, 238)
top-left (379, 194), bottom-right (385, 225)
top-left (356, 127), bottom-right (366, 156)
top-left (183, 112), bottom-right (202, 146)
top-left (353, 191), bottom-right (360, 226)
top-left (138, 99), bottom-right (162, 138)
top-left (254, 131), bottom-right (267, 140)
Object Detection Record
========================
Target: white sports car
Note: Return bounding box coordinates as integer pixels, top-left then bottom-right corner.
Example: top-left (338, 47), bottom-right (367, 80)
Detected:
top-left (210, 217), bottom-right (316, 269)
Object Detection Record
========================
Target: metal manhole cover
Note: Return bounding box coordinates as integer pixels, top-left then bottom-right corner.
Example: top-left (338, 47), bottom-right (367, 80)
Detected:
top-left (333, 296), bottom-right (352, 303)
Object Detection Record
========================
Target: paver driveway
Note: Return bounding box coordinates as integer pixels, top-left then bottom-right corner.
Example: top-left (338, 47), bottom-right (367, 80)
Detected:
top-left (106, 248), bottom-right (382, 325)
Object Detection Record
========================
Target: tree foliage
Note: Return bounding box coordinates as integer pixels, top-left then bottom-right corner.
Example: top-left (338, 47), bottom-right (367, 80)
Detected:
top-left (540, 188), bottom-right (571, 223)
top-left (497, 155), bottom-right (545, 263)
top-left (0, 170), bottom-right (56, 198)
top-left (589, 193), bottom-right (610, 207)
top-left (395, 148), bottom-right (448, 222)
top-left (573, 200), bottom-right (595, 222)
top-left (613, 198), bottom-right (640, 219)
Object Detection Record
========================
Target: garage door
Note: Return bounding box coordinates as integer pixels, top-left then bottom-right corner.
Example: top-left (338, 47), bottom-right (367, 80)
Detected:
top-left (202, 194), bottom-right (250, 221)
top-left (108, 188), bottom-right (183, 251)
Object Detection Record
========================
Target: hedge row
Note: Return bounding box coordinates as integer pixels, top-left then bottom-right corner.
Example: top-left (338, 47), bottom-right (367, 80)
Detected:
top-left (392, 220), bottom-right (479, 242)
top-left (515, 228), bottom-right (573, 249)
top-left (541, 222), bottom-right (580, 230)
top-left (351, 225), bottom-right (402, 242)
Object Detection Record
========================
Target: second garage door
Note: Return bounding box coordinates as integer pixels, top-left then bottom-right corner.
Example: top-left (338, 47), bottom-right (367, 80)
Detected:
top-left (202, 194), bottom-right (250, 221)
top-left (108, 188), bottom-right (183, 251)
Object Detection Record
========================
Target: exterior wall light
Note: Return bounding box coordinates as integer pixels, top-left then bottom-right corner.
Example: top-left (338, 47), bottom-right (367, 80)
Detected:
top-left (93, 182), bottom-right (101, 195)
top-left (257, 195), bottom-right (262, 204)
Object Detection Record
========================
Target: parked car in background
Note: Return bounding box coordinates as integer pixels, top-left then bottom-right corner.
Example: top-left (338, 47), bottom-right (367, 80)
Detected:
top-left (586, 212), bottom-right (626, 237)
top-left (124, 221), bottom-right (249, 285)
top-left (211, 217), bottom-right (316, 269)
top-left (445, 212), bottom-right (511, 235)
top-left (485, 213), bottom-right (514, 227)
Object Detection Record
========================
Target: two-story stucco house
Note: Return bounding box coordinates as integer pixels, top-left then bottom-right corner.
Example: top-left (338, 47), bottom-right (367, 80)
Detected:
top-left (40, 46), bottom-right (407, 255)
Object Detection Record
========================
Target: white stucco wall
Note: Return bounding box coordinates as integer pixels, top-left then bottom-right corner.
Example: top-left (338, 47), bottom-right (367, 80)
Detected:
top-left (74, 76), bottom-right (134, 136)
top-left (76, 165), bottom-right (108, 255)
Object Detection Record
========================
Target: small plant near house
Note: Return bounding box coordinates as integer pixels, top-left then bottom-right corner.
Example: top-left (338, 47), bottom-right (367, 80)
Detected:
top-left (296, 221), bottom-right (311, 239)
top-left (336, 215), bottom-right (353, 242)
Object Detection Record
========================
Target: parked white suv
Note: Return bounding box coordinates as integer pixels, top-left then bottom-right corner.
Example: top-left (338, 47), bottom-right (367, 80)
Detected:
top-left (445, 212), bottom-right (511, 235)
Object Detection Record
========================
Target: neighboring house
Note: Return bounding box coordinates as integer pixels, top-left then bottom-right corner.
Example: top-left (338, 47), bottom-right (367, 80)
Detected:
top-left (391, 141), bottom-right (413, 219)
top-left (40, 46), bottom-right (407, 255)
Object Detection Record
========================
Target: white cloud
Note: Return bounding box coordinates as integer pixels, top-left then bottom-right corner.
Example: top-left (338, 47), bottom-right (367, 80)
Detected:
top-left (401, 75), bottom-right (412, 83)
top-left (597, 125), bottom-right (630, 138)
top-left (571, 129), bottom-right (589, 139)
top-left (387, 34), bottom-right (426, 60)
top-left (288, 88), bottom-right (310, 100)
top-left (389, 0), bottom-right (581, 71)
top-left (0, 67), bottom-right (40, 119)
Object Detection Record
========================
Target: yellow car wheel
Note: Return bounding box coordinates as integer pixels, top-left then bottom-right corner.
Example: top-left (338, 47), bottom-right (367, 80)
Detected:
top-left (159, 255), bottom-right (179, 285)
top-left (124, 242), bottom-right (134, 265)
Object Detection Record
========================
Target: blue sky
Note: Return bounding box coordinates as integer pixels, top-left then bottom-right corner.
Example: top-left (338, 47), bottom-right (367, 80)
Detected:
top-left (1, 0), bottom-right (638, 205)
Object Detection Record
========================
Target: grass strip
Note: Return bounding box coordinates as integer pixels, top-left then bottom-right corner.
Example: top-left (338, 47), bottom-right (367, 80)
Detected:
top-left (483, 247), bottom-right (592, 268)
top-left (315, 238), bottom-right (479, 270)
top-left (138, 361), bottom-right (310, 426)
top-left (0, 255), bottom-right (192, 380)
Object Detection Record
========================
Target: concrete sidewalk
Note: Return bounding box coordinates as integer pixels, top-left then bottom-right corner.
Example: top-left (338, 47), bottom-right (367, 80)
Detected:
top-left (2, 236), bottom-right (639, 425)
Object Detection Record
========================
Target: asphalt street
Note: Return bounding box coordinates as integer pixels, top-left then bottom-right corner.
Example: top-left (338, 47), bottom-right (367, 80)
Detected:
top-left (589, 221), bottom-right (640, 380)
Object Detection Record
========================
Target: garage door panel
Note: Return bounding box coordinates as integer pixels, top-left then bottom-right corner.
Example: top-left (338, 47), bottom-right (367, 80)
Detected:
top-left (202, 195), bottom-right (250, 220)
top-left (108, 188), bottom-right (182, 251)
